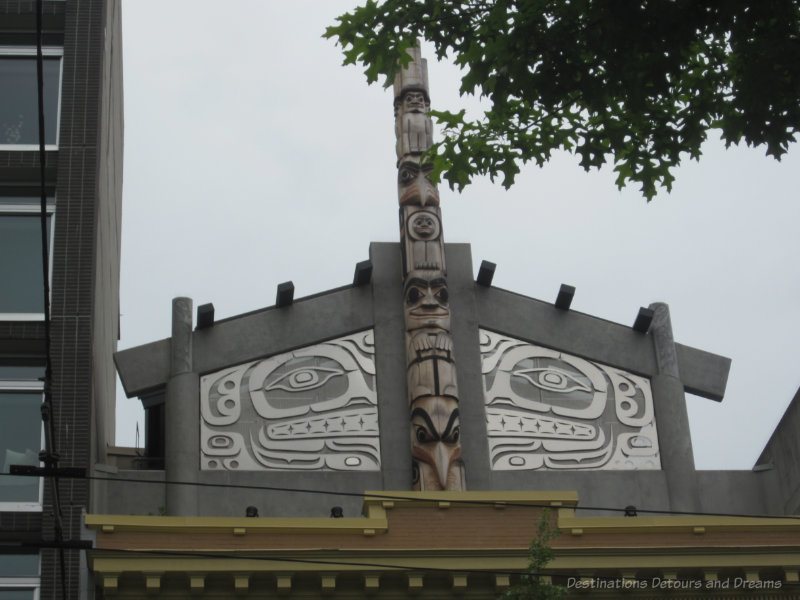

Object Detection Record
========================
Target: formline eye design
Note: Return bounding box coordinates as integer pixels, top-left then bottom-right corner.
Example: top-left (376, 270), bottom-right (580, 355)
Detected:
top-left (512, 367), bottom-right (591, 394)
top-left (265, 366), bottom-right (343, 393)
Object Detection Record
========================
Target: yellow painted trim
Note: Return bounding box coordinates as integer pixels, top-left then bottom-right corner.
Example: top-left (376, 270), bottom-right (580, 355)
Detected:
top-left (144, 573), bottom-right (160, 592)
top-left (407, 574), bottom-right (423, 590)
top-left (549, 551), bottom-right (800, 570)
top-left (321, 574), bottom-right (336, 590)
top-left (189, 574), bottom-right (205, 592)
top-left (102, 573), bottom-right (118, 592)
top-left (85, 491), bottom-right (574, 536)
top-left (556, 513), bottom-right (800, 534)
top-left (85, 491), bottom-right (800, 581)
top-left (364, 574), bottom-right (380, 591)
top-left (276, 574), bottom-right (292, 591)
top-left (90, 554), bottom-right (533, 575)
top-left (90, 545), bottom-right (800, 577)
top-left (362, 490), bottom-right (579, 508)
top-left (453, 574), bottom-right (468, 589)
top-left (234, 574), bottom-right (249, 593)
top-left (85, 513), bottom-right (388, 535)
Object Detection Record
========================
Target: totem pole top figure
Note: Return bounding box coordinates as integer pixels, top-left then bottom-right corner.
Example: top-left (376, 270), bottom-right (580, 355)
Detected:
top-left (394, 44), bottom-right (434, 163)
top-left (393, 44), bottom-right (430, 107)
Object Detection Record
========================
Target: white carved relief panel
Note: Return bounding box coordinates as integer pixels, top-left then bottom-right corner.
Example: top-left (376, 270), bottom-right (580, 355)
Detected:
top-left (480, 330), bottom-right (660, 471)
top-left (200, 331), bottom-right (380, 471)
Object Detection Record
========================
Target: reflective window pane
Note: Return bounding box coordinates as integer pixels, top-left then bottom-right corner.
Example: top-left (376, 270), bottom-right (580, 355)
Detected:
top-left (0, 56), bottom-right (60, 145)
top-left (0, 591), bottom-right (36, 600)
top-left (0, 215), bottom-right (50, 314)
top-left (0, 392), bottom-right (42, 503)
top-left (0, 365), bottom-right (45, 381)
top-left (0, 196), bottom-right (44, 206)
top-left (0, 554), bottom-right (39, 577)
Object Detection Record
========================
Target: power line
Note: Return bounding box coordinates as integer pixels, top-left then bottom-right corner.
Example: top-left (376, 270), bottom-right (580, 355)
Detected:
top-left (3, 470), bottom-right (799, 521)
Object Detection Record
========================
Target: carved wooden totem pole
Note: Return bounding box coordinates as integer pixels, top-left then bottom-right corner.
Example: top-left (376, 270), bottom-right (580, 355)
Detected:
top-left (394, 47), bottom-right (465, 490)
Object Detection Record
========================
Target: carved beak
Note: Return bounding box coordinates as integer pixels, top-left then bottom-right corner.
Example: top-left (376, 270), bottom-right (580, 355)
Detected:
top-left (435, 442), bottom-right (450, 489)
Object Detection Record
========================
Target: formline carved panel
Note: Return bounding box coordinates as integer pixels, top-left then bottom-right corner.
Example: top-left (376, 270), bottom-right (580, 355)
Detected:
top-left (480, 330), bottom-right (660, 471)
top-left (200, 331), bottom-right (380, 472)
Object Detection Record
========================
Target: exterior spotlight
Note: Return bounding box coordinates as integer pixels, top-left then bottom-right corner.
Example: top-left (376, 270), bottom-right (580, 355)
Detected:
top-left (196, 303), bottom-right (215, 329)
top-left (330, 506), bottom-right (344, 518)
top-left (624, 505), bottom-right (637, 517)
top-left (555, 284), bottom-right (575, 310)
top-left (476, 260), bottom-right (496, 287)
top-left (353, 260), bottom-right (373, 286)
top-left (632, 307), bottom-right (654, 333)
top-left (276, 281), bottom-right (295, 307)
top-left (245, 506), bottom-right (259, 517)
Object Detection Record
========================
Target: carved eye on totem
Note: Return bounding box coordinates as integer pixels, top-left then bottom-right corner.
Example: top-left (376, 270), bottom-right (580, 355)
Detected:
top-left (512, 367), bottom-right (592, 394)
top-left (404, 92), bottom-right (426, 108)
top-left (414, 423), bottom-right (433, 443)
top-left (265, 366), bottom-right (343, 393)
top-left (443, 425), bottom-right (460, 444)
top-left (398, 164), bottom-right (420, 186)
top-left (405, 278), bottom-right (449, 308)
top-left (407, 286), bottom-right (423, 305)
top-left (411, 402), bottom-right (460, 446)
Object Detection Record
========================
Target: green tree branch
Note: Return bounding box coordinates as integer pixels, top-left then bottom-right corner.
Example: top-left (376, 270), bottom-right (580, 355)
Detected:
top-left (325, 0), bottom-right (800, 200)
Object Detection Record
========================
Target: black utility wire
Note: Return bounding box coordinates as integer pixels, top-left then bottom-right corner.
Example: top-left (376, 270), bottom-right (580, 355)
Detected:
top-left (7, 470), bottom-right (798, 522)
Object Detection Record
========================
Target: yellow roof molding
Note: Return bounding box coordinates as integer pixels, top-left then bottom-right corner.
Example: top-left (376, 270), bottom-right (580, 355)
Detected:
top-left (84, 514), bottom-right (387, 536)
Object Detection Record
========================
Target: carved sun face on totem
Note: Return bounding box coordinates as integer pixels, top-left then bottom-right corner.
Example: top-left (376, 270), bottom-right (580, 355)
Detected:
top-left (405, 276), bottom-right (450, 331)
top-left (403, 90), bottom-right (427, 112)
top-left (410, 395), bottom-right (462, 490)
top-left (398, 161), bottom-right (440, 206)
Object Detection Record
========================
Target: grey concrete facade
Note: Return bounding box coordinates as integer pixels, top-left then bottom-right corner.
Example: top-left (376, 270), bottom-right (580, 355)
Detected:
top-left (108, 240), bottom-right (787, 521)
top-left (756, 386), bottom-right (800, 515)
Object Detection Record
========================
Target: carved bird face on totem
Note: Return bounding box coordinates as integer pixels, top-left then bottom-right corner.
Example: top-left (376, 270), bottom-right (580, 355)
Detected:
top-left (405, 276), bottom-right (450, 331)
top-left (410, 395), bottom-right (463, 490)
top-left (397, 160), bottom-right (440, 206)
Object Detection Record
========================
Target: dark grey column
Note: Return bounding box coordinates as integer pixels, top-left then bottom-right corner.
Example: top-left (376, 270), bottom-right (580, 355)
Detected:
top-left (370, 243), bottom-right (411, 489)
top-left (649, 302), bottom-right (700, 513)
top-left (165, 297), bottom-right (199, 515)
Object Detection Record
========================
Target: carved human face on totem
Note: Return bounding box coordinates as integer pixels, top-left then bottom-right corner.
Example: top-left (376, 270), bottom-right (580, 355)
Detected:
top-left (405, 275), bottom-right (450, 331)
top-left (411, 214), bottom-right (436, 239)
top-left (410, 395), bottom-right (463, 490)
top-left (398, 160), bottom-right (440, 207)
top-left (403, 90), bottom-right (428, 112)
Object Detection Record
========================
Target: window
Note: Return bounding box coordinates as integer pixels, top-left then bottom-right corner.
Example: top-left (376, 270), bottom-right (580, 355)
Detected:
top-left (0, 363), bottom-right (44, 511)
top-left (0, 48), bottom-right (62, 149)
top-left (0, 554), bottom-right (40, 600)
top-left (0, 195), bottom-right (53, 318)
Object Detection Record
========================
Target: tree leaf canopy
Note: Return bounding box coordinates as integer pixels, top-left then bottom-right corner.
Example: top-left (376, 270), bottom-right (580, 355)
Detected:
top-left (325, 0), bottom-right (800, 200)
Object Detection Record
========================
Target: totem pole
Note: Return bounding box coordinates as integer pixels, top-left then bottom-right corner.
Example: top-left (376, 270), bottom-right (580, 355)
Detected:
top-left (394, 47), bottom-right (465, 490)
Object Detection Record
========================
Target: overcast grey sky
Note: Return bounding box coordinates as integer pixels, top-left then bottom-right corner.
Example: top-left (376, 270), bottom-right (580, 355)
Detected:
top-left (117, 1), bottom-right (800, 470)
